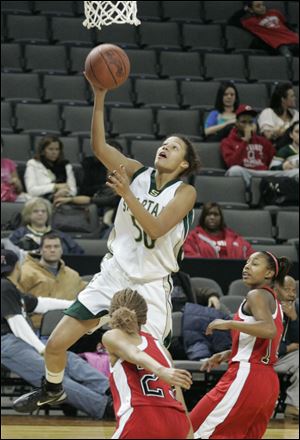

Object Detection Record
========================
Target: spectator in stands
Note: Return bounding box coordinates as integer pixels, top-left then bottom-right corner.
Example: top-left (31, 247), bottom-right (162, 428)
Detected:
top-left (274, 275), bottom-right (299, 421)
top-left (1, 137), bottom-right (31, 202)
top-left (1, 249), bottom-right (112, 419)
top-left (8, 197), bottom-right (84, 255)
top-left (270, 121), bottom-right (299, 174)
top-left (18, 233), bottom-right (86, 329)
top-left (53, 140), bottom-right (124, 235)
top-left (228, 1), bottom-right (299, 57)
top-left (184, 202), bottom-right (254, 259)
top-left (221, 104), bottom-right (299, 187)
top-left (258, 83), bottom-right (299, 150)
top-left (204, 82), bottom-right (240, 142)
top-left (24, 136), bottom-right (77, 203)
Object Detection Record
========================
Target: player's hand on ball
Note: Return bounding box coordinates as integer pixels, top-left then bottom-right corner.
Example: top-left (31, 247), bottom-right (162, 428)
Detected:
top-left (205, 319), bottom-right (232, 335)
top-left (157, 367), bottom-right (192, 390)
top-left (106, 165), bottom-right (130, 197)
top-left (83, 71), bottom-right (107, 94)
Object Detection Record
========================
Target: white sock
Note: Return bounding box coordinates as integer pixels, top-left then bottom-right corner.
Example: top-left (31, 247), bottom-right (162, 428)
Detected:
top-left (45, 368), bottom-right (65, 384)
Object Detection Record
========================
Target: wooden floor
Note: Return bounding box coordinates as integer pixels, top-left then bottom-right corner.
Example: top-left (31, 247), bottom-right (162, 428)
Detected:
top-left (1, 416), bottom-right (299, 439)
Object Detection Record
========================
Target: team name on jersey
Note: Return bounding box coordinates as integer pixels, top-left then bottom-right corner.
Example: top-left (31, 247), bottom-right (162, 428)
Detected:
top-left (123, 198), bottom-right (161, 217)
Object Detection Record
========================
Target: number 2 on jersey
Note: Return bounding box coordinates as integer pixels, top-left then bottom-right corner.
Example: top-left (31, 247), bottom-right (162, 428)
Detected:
top-left (140, 373), bottom-right (165, 398)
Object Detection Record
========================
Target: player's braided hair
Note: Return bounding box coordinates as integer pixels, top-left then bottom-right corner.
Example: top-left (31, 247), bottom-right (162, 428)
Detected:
top-left (110, 288), bottom-right (148, 334)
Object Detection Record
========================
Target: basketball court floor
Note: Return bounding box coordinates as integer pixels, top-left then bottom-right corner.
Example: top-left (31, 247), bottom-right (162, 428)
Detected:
top-left (1, 415), bottom-right (299, 439)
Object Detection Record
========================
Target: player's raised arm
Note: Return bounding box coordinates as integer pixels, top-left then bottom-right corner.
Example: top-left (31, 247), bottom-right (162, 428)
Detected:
top-left (87, 80), bottom-right (143, 177)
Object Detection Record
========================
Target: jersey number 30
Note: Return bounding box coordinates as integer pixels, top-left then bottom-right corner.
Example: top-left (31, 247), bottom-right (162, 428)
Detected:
top-left (140, 373), bottom-right (165, 398)
top-left (131, 216), bottom-right (156, 249)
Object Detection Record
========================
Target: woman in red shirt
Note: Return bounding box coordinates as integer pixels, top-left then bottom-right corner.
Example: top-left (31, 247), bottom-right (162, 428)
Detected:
top-left (184, 202), bottom-right (254, 259)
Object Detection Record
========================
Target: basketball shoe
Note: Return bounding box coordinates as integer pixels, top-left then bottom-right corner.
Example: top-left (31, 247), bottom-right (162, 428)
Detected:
top-left (13, 377), bottom-right (67, 413)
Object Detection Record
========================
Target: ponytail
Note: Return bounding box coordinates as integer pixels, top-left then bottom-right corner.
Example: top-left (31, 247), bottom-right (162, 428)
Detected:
top-left (262, 251), bottom-right (291, 285)
top-left (276, 257), bottom-right (291, 286)
top-left (110, 306), bottom-right (138, 334)
top-left (109, 288), bottom-right (148, 335)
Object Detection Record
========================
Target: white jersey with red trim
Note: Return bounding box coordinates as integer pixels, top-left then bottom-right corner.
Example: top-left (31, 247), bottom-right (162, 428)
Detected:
top-left (230, 286), bottom-right (283, 365)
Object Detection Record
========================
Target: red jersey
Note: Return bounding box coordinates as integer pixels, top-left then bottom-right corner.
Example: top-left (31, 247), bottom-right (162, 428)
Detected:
top-left (229, 286), bottom-right (283, 366)
top-left (242, 10), bottom-right (299, 49)
top-left (109, 332), bottom-right (185, 420)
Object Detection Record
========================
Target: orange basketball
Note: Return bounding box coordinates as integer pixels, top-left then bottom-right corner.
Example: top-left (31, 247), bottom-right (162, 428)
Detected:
top-left (84, 43), bottom-right (130, 90)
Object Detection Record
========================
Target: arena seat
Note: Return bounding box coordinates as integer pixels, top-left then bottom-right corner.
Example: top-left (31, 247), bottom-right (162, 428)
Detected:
top-left (1, 43), bottom-right (24, 72)
top-left (276, 211), bottom-right (299, 242)
top-left (1, 72), bottom-right (42, 103)
top-left (15, 102), bottom-right (61, 135)
top-left (194, 176), bottom-right (249, 209)
top-left (51, 16), bottom-right (94, 46)
top-left (247, 55), bottom-right (290, 83)
top-left (203, 53), bottom-right (246, 82)
top-left (34, 1), bottom-right (75, 17)
top-left (24, 44), bottom-right (68, 74)
top-left (2, 133), bottom-right (32, 161)
top-left (43, 74), bottom-right (89, 105)
top-left (1, 101), bottom-right (15, 133)
top-left (162, 1), bottom-right (203, 23)
top-left (182, 24), bottom-right (224, 52)
top-left (160, 51), bottom-right (202, 81)
top-left (193, 142), bottom-right (226, 174)
top-left (138, 21), bottom-right (182, 50)
top-left (62, 105), bottom-right (93, 136)
top-left (6, 14), bottom-right (49, 43)
top-left (109, 107), bottom-right (156, 139)
top-left (203, 1), bottom-right (243, 23)
top-left (69, 47), bottom-right (91, 74)
top-left (220, 295), bottom-right (244, 314)
top-left (222, 209), bottom-right (275, 244)
top-left (135, 78), bottom-right (180, 109)
top-left (105, 80), bottom-right (134, 108)
top-left (1, 1), bottom-right (33, 14)
top-left (157, 109), bottom-right (202, 140)
top-left (180, 81), bottom-right (220, 110)
top-left (137, 1), bottom-right (162, 22)
top-left (127, 49), bottom-right (159, 78)
top-left (95, 23), bottom-right (139, 49)
top-left (190, 277), bottom-right (224, 297)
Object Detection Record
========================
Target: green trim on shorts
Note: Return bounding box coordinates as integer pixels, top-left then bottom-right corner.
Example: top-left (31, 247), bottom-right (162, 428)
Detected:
top-left (64, 299), bottom-right (109, 320)
top-left (163, 330), bottom-right (172, 349)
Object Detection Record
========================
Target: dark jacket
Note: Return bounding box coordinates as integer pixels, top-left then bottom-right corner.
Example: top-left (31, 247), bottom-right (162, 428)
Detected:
top-left (278, 300), bottom-right (299, 357)
top-left (9, 226), bottom-right (84, 255)
top-left (182, 303), bottom-right (232, 361)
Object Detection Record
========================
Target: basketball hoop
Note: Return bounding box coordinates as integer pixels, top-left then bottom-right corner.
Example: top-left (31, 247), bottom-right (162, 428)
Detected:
top-left (83, 1), bottom-right (141, 29)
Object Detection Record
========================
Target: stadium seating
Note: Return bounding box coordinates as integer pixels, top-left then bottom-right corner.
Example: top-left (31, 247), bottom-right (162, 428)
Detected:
top-left (1, 72), bottom-right (42, 103)
top-left (220, 295), bottom-right (244, 314)
top-left (190, 277), bottom-right (224, 297)
top-left (194, 176), bottom-right (249, 208)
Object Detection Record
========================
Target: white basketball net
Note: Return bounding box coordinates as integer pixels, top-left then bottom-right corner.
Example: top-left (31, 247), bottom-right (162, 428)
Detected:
top-left (83, 1), bottom-right (141, 29)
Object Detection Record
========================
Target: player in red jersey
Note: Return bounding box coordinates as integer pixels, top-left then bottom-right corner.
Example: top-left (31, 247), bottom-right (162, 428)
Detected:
top-left (102, 288), bottom-right (194, 439)
top-left (190, 251), bottom-right (291, 439)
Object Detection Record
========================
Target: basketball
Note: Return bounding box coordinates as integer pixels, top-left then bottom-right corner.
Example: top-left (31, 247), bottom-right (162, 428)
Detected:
top-left (84, 43), bottom-right (130, 90)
